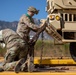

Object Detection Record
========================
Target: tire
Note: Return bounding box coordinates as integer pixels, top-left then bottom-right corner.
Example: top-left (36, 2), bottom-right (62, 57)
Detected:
top-left (70, 42), bottom-right (76, 62)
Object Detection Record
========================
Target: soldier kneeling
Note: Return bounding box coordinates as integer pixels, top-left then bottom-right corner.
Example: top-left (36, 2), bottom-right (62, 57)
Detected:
top-left (0, 29), bottom-right (28, 72)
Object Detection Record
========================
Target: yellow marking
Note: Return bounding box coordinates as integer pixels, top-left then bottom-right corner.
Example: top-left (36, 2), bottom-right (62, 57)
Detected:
top-left (34, 57), bottom-right (76, 65)
top-left (0, 72), bottom-right (76, 75)
top-left (0, 57), bottom-right (76, 65)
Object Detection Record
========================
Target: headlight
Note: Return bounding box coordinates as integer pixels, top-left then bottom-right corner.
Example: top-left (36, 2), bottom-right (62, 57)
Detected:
top-left (49, 15), bottom-right (55, 20)
top-left (56, 15), bottom-right (60, 21)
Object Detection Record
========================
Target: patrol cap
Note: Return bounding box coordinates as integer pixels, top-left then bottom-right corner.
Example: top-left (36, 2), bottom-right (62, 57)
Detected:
top-left (28, 6), bottom-right (39, 15)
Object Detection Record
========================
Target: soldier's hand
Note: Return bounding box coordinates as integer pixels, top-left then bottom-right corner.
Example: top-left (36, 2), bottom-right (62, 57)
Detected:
top-left (40, 19), bottom-right (47, 27)
top-left (28, 40), bottom-right (36, 46)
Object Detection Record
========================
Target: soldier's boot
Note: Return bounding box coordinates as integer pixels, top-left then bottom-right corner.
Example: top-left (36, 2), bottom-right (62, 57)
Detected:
top-left (0, 62), bottom-right (6, 72)
top-left (3, 62), bottom-right (16, 71)
top-left (14, 58), bottom-right (26, 73)
top-left (21, 57), bottom-right (34, 72)
top-left (0, 67), bottom-right (4, 72)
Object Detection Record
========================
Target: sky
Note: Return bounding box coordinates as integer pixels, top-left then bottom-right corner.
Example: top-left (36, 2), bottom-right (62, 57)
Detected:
top-left (0, 0), bottom-right (47, 22)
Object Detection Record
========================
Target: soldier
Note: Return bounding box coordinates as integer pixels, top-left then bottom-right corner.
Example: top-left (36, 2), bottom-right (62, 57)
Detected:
top-left (0, 29), bottom-right (28, 72)
top-left (16, 6), bottom-right (47, 72)
top-left (16, 6), bottom-right (44, 43)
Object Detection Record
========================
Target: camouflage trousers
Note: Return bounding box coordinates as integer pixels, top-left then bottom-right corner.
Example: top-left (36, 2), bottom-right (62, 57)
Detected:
top-left (3, 40), bottom-right (28, 71)
top-left (3, 61), bottom-right (17, 71)
top-left (5, 47), bottom-right (28, 62)
top-left (3, 49), bottom-right (28, 71)
top-left (3, 58), bottom-right (28, 71)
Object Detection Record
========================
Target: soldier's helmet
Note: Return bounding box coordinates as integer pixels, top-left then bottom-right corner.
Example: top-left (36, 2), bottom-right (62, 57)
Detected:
top-left (28, 6), bottom-right (39, 15)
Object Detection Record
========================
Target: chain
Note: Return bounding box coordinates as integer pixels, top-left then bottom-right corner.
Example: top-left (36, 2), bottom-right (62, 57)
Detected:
top-left (40, 31), bottom-right (44, 64)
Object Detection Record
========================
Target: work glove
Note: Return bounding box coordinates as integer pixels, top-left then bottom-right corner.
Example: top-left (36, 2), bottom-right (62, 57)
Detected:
top-left (40, 19), bottom-right (47, 27)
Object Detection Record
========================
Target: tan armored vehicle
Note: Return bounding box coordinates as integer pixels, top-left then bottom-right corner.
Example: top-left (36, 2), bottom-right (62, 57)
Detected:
top-left (46, 0), bottom-right (76, 61)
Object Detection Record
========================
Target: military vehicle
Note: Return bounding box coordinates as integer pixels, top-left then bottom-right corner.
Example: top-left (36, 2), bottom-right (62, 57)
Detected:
top-left (46, 0), bottom-right (76, 61)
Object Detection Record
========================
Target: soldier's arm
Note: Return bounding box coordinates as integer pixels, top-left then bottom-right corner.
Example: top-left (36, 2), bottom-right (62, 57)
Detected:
top-left (29, 20), bottom-right (47, 44)
top-left (20, 15), bottom-right (40, 32)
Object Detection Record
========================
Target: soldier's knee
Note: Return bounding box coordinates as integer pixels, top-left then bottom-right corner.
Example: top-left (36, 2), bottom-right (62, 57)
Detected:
top-left (5, 52), bottom-right (16, 63)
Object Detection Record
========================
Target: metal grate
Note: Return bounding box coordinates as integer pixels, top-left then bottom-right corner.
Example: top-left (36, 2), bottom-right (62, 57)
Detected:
top-left (61, 13), bottom-right (76, 22)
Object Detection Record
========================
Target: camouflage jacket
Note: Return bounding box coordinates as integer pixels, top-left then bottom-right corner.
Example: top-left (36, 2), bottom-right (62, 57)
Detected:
top-left (2, 29), bottom-right (25, 49)
top-left (16, 14), bottom-right (40, 42)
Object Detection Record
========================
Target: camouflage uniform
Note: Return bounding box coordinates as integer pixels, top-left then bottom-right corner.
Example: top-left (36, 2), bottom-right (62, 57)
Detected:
top-left (16, 6), bottom-right (40, 42)
top-left (15, 7), bottom-right (42, 72)
top-left (1, 29), bottom-right (28, 71)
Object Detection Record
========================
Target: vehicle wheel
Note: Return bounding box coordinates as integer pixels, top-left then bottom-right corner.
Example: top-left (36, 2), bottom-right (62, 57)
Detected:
top-left (69, 42), bottom-right (76, 62)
